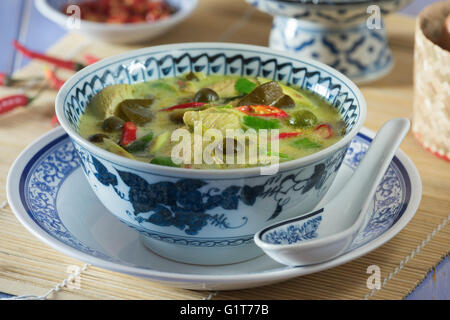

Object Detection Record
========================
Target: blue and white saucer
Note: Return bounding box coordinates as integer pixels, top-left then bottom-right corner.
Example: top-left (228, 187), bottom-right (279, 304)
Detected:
top-left (7, 127), bottom-right (421, 290)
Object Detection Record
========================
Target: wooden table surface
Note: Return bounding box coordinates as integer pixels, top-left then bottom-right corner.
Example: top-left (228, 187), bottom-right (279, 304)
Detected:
top-left (0, 0), bottom-right (449, 300)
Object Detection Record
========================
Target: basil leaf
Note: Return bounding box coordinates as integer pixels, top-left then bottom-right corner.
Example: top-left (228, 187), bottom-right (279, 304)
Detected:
top-left (267, 151), bottom-right (290, 159)
top-left (125, 132), bottom-right (154, 153)
top-left (235, 78), bottom-right (258, 95)
top-left (150, 156), bottom-right (180, 167)
top-left (290, 138), bottom-right (322, 149)
top-left (243, 116), bottom-right (280, 130)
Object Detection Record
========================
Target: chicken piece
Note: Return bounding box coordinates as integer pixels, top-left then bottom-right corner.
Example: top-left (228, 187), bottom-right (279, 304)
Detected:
top-left (88, 84), bottom-right (135, 119)
top-left (183, 108), bottom-right (241, 134)
top-left (206, 79), bottom-right (238, 98)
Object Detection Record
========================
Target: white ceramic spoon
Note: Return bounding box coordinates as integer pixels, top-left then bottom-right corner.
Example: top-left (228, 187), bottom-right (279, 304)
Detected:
top-left (254, 118), bottom-right (410, 266)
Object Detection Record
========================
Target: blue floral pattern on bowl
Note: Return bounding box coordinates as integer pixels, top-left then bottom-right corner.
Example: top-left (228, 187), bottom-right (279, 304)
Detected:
top-left (55, 44), bottom-right (365, 264)
top-left (19, 131), bottom-right (411, 260)
top-left (74, 142), bottom-right (348, 239)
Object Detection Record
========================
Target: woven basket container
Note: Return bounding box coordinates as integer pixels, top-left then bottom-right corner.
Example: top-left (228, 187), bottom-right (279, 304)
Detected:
top-left (413, 1), bottom-right (450, 161)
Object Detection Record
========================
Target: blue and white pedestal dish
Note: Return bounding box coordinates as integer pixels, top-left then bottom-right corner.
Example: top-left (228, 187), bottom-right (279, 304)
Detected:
top-left (247, 0), bottom-right (413, 84)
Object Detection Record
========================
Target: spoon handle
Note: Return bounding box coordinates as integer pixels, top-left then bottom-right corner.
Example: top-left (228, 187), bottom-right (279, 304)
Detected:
top-left (333, 118), bottom-right (410, 226)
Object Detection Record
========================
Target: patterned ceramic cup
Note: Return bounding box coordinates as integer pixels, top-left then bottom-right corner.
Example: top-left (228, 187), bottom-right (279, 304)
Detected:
top-left (413, 1), bottom-right (450, 161)
top-left (55, 43), bottom-right (366, 265)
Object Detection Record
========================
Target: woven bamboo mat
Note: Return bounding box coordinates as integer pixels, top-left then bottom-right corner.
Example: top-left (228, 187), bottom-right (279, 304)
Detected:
top-left (0, 0), bottom-right (449, 300)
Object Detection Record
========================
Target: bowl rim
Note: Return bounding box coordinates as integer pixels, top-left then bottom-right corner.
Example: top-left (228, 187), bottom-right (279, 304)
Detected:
top-left (55, 42), bottom-right (366, 179)
top-left (35, 0), bottom-right (198, 31)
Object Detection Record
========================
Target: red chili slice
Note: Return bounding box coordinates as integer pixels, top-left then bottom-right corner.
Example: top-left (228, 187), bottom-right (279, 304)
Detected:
top-left (314, 124), bottom-right (333, 139)
top-left (236, 105), bottom-right (289, 118)
top-left (277, 132), bottom-right (303, 140)
top-left (160, 102), bottom-right (206, 112)
top-left (121, 122), bottom-right (137, 146)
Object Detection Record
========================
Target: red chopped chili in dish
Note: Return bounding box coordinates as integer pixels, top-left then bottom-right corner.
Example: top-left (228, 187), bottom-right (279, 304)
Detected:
top-left (236, 105), bottom-right (289, 118)
top-left (63, 0), bottom-right (177, 24)
top-left (160, 102), bottom-right (206, 112)
top-left (121, 121), bottom-right (138, 146)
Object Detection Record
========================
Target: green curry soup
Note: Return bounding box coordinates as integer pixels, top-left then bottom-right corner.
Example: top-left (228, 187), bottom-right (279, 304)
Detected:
top-left (78, 72), bottom-right (345, 169)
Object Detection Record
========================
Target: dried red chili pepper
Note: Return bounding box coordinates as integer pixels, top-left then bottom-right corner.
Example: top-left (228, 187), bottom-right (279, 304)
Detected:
top-left (0, 86), bottom-right (46, 115)
top-left (13, 41), bottom-right (85, 71)
top-left (0, 94), bottom-right (29, 114)
top-left (236, 105), bottom-right (289, 118)
top-left (160, 102), bottom-right (206, 112)
top-left (121, 122), bottom-right (137, 146)
top-left (44, 67), bottom-right (65, 90)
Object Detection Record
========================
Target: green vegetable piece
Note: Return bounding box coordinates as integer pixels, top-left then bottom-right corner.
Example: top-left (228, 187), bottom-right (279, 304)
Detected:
top-left (238, 81), bottom-right (284, 107)
top-left (243, 115), bottom-right (280, 130)
top-left (101, 116), bottom-right (125, 132)
top-left (148, 131), bottom-right (170, 154)
top-left (289, 110), bottom-right (318, 128)
top-left (102, 138), bottom-right (135, 159)
top-left (235, 78), bottom-right (258, 95)
top-left (125, 132), bottom-right (154, 153)
top-left (267, 151), bottom-right (290, 159)
top-left (118, 99), bottom-right (154, 125)
top-left (150, 156), bottom-right (180, 167)
top-left (290, 138), bottom-right (322, 149)
top-left (273, 95), bottom-right (295, 109)
top-left (194, 88), bottom-right (219, 103)
top-left (279, 83), bottom-right (317, 109)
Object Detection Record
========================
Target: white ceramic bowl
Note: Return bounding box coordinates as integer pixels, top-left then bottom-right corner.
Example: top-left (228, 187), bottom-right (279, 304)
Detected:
top-left (36, 0), bottom-right (198, 44)
top-left (55, 43), bottom-right (366, 265)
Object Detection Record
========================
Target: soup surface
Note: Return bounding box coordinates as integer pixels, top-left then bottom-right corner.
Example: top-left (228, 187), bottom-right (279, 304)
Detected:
top-left (78, 73), bottom-right (345, 169)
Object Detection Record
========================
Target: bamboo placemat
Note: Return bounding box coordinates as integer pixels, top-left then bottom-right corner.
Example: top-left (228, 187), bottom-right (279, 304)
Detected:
top-left (0, 0), bottom-right (449, 300)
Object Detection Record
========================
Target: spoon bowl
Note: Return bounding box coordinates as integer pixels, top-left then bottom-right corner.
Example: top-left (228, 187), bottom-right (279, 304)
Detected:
top-left (254, 118), bottom-right (411, 266)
